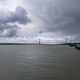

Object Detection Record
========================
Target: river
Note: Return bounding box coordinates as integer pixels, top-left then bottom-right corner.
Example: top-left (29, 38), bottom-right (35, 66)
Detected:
top-left (0, 45), bottom-right (80, 80)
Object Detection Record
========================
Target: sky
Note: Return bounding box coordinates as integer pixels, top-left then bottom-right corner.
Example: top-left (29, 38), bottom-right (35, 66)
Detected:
top-left (0, 0), bottom-right (80, 43)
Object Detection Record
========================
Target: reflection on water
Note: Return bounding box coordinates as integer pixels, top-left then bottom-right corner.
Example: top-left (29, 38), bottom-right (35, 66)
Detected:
top-left (0, 45), bottom-right (80, 80)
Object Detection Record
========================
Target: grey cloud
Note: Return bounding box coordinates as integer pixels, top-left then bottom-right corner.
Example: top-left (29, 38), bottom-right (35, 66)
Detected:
top-left (0, 6), bottom-right (31, 25)
top-left (0, 6), bottom-right (31, 37)
top-left (46, 6), bottom-right (80, 36)
top-left (0, 0), bottom-right (5, 2)
top-left (0, 0), bottom-right (6, 5)
top-left (0, 24), bottom-right (18, 37)
top-left (9, 6), bottom-right (31, 25)
top-left (27, 0), bottom-right (80, 37)
top-left (0, 28), bottom-right (17, 37)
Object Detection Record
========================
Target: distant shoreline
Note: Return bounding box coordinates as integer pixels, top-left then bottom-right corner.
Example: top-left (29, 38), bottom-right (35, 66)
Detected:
top-left (0, 43), bottom-right (80, 50)
top-left (0, 43), bottom-right (59, 45)
top-left (0, 43), bottom-right (79, 46)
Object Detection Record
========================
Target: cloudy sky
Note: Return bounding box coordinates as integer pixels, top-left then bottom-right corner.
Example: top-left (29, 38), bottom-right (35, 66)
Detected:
top-left (0, 0), bottom-right (80, 43)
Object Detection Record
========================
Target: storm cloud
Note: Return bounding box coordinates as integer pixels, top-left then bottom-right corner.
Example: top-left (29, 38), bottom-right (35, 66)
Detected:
top-left (44, 0), bottom-right (80, 36)
top-left (24, 0), bottom-right (80, 40)
top-left (0, 6), bottom-right (31, 37)
top-left (0, 0), bottom-right (80, 43)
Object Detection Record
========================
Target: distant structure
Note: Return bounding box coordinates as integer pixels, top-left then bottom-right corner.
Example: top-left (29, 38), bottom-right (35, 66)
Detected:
top-left (39, 38), bottom-right (40, 45)
top-left (65, 36), bottom-right (73, 44)
top-left (38, 30), bottom-right (42, 45)
top-left (65, 36), bottom-right (68, 44)
top-left (69, 37), bottom-right (73, 43)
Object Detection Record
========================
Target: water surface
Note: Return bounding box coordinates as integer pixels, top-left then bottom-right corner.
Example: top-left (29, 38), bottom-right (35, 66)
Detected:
top-left (0, 45), bottom-right (80, 80)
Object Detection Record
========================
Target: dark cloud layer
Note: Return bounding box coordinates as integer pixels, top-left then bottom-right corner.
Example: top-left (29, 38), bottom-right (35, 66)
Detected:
top-left (0, 24), bottom-right (18, 37)
top-left (0, 0), bottom-right (80, 42)
top-left (0, 6), bottom-right (31, 37)
top-left (45, 6), bottom-right (80, 36)
top-left (26, 0), bottom-right (80, 40)
top-left (43, 0), bottom-right (80, 36)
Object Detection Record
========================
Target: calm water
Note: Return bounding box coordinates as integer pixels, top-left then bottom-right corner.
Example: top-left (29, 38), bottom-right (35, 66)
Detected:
top-left (0, 45), bottom-right (80, 80)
